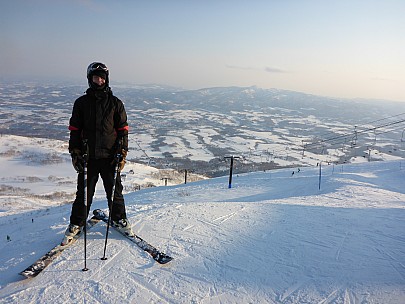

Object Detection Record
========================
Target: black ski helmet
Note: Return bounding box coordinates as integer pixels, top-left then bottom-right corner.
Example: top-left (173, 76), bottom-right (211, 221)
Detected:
top-left (87, 62), bottom-right (109, 89)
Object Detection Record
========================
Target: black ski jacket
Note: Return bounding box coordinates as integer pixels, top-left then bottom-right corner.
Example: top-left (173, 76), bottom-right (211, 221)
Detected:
top-left (68, 87), bottom-right (129, 159)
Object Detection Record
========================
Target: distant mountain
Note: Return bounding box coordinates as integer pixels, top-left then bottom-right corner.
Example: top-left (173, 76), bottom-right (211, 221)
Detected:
top-left (1, 81), bottom-right (405, 176)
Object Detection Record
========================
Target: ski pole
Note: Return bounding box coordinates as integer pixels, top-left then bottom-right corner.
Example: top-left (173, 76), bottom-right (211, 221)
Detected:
top-left (101, 141), bottom-right (122, 260)
top-left (82, 139), bottom-right (89, 272)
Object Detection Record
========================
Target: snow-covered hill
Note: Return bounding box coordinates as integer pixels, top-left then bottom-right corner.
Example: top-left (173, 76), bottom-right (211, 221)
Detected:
top-left (0, 135), bottom-right (205, 217)
top-left (3, 81), bottom-right (405, 177)
top-left (0, 138), bottom-right (404, 303)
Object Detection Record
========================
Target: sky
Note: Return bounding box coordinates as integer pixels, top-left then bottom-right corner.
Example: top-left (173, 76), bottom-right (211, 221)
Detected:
top-left (1, 0), bottom-right (405, 102)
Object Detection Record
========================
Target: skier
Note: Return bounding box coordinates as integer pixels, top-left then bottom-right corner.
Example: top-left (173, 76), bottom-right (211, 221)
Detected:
top-left (62, 62), bottom-right (134, 245)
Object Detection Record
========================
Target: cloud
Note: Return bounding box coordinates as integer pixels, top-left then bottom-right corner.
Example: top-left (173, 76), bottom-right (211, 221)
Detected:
top-left (226, 64), bottom-right (288, 74)
top-left (225, 64), bottom-right (258, 71)
top-left (264, 67), bottom-right (288, 73)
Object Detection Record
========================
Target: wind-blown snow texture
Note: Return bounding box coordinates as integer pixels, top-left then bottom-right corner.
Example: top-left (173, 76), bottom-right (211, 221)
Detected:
top-left (0, 141), bottom-right (405, 303)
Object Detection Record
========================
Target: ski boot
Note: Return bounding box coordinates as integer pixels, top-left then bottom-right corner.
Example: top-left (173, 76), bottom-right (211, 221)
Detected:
top-left (61, 224), bottom-right (82, 246)
top-left (112, 218), bottom-right (134, 237)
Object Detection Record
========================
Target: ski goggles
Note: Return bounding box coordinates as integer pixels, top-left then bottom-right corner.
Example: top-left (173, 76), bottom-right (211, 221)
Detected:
top-left (87, 62), bottom-right (109, 76)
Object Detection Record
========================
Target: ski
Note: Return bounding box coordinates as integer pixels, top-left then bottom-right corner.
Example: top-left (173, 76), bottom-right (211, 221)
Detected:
top-left (19, 216), bottom-right (101, 279)
top-left (93, 209), bottom-right (173, 264)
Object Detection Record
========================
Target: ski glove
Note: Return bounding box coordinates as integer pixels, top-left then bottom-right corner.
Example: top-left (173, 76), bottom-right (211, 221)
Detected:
top-left (113, 149), bottom-right (127, 172)
top-left (71, 148), bottom-right (84, 173)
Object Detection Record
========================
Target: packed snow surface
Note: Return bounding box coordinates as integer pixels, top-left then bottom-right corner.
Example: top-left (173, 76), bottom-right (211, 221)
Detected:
top-left (0, 138), bottom-right (404, 303)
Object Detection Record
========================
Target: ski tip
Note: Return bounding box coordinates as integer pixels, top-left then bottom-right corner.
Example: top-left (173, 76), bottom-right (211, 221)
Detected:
top-left (156, 255), bottom-right (173, 264)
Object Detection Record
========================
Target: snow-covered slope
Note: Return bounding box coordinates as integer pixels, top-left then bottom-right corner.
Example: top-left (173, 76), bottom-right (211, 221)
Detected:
top-left (0, 147), bottom-right (404, 302)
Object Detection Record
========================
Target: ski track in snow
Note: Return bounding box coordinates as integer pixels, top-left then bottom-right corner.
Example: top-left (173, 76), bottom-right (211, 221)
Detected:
top-left (1, 145), bottom-right (405, 303)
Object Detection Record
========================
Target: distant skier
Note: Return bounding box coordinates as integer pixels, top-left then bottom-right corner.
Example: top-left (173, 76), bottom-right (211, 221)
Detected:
top-left (62, 62), bottom-right (134, 245)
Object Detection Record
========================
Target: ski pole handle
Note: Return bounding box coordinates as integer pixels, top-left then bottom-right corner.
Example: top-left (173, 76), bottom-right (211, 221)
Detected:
top-left (82, 139), bottom-right (89, 162)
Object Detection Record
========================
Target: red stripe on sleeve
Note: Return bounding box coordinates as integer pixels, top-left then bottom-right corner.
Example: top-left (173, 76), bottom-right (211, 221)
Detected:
top-left (117, 126), bottom-right (129, 131)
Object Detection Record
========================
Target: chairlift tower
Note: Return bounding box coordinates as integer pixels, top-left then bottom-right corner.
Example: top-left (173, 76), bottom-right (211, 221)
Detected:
top-left (224, 156), bottom-right (240, 189)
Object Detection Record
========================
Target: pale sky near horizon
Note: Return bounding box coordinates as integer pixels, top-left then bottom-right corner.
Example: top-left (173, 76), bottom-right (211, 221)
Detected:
top-left (1, 0), bottom-right (404, 102)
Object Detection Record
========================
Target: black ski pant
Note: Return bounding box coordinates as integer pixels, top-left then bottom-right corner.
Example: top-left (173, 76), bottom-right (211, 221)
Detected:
top-left (70, 158), bottom-right (127, 226)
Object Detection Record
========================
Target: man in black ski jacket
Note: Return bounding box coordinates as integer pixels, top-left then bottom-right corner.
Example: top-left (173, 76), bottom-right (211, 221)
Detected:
top-left (62, 62), bottom-right (134, 245)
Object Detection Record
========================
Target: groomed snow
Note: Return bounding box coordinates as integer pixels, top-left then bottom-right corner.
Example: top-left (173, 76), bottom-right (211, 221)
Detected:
top-left (0, 137), bottom-right (405, 303)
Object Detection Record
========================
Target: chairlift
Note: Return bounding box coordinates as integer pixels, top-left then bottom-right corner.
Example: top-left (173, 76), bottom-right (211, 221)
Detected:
top-left (373, 128), bottom-right (377, 146)
top-left (351, 126), bottom-right (358, 147)
top-left (401, 129), bottom-right (405, 142)
top-left (350, 137), bottom-right (357, 148)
